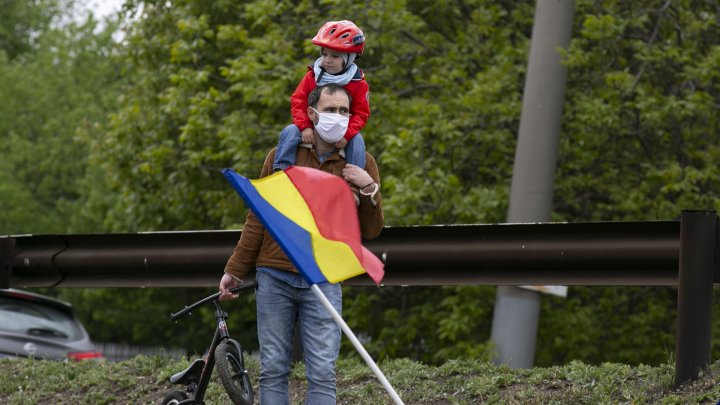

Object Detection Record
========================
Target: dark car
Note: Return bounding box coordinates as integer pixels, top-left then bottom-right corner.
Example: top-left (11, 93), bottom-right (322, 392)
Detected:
top-left (0, 288), bottom-right (103, 360)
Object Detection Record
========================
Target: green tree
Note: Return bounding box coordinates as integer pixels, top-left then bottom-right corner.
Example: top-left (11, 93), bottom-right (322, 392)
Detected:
top-left (0, 0), bottom-right (59, 60)
top-left (555, 0), bottom-right (720, 221)
top-left (0, 2), bottom-right (122, 234)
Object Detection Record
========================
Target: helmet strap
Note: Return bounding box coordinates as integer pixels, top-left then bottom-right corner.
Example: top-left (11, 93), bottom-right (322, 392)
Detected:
top-left (316, 67), bottom-right (326, 83)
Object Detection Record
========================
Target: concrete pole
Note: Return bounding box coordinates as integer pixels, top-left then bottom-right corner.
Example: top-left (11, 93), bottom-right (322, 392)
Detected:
top-left (490, 0), bottom-right (575, 368)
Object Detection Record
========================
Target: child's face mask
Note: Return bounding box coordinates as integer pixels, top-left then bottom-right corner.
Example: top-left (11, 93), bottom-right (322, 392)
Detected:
top-left (311, 107), bottom-right (349, 143)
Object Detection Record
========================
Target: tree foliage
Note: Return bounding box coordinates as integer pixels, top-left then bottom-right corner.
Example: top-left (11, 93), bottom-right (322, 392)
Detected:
top-left (0, 0), bottom-right (59, 60)
top-left (0, 0), bottom-right (121, 234)
top-left (555, 0), bottom-right (720, 221)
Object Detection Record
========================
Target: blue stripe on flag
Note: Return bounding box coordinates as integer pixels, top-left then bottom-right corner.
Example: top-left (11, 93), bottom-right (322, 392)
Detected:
top-left (222, 169), bottom-right (328, 284)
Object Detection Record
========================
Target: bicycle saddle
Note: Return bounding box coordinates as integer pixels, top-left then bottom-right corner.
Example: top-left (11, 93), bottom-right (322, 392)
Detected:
top-left (170, 358), bottom-right (206, 384)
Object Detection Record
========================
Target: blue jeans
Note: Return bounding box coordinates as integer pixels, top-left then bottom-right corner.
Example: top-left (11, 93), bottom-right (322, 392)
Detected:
top-left (255, 269), bottom-right (342, 405)
top-left (273, 124), bottom-right (366, 171)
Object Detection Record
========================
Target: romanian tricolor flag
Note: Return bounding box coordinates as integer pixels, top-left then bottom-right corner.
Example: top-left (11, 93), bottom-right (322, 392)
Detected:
top-left (222, 167), bottom-right (384, 285)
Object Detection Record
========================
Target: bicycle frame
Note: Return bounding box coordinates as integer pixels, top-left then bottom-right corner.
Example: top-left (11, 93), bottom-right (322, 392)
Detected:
top-left (167, 282), bottom-right (256, 404)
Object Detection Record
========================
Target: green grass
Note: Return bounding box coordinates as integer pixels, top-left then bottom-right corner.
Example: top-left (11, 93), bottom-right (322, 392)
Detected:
top-left (0, 355), bottom-right (718, 404)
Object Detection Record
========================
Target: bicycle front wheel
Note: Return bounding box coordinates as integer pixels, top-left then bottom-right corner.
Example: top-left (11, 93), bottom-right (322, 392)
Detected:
top-left (215, 340), bottom-right (254, 405)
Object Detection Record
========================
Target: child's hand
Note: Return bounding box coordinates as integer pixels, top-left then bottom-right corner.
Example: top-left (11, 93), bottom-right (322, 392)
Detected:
top-left (342, 164), bottom-right (373, 189)
top-left (301, 128), bottom-right (316, 144)
top-left (334, 138), bottom-right (348, 149)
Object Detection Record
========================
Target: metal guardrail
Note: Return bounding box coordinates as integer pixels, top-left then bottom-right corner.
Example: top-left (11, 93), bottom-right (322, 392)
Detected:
top-left (1, 211), bottom-right (718, 386)
top-left (2, 220), bottom-right (703, 288)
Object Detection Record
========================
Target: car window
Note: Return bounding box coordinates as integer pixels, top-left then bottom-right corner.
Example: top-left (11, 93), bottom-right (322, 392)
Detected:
top-left (0, 297), bottom-right (84, 340)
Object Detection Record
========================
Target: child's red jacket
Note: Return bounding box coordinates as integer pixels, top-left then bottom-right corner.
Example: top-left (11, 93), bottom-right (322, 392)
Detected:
top-left (290, 66), bottom-right (370, 141)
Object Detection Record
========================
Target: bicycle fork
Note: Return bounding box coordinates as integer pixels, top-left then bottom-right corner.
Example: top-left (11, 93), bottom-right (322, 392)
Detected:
top-left (193, 301), bottom-right (231, 397)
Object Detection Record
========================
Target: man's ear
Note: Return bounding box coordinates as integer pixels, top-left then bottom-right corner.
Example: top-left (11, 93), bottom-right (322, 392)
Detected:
top-left (307, 106), bottom-right (316, 123)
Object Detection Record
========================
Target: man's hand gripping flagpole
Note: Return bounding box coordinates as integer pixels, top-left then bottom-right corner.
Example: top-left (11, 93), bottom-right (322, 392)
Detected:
top-left (222, 167), bottom-right (403, 404)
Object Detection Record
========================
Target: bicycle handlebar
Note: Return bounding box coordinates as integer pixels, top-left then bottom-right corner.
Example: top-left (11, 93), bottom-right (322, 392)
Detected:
top-left (170, 281), bottom-right (257, 322)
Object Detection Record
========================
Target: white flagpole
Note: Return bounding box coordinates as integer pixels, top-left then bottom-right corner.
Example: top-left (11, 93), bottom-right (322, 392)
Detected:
top-left (310, 284), bottom-right (404, 405)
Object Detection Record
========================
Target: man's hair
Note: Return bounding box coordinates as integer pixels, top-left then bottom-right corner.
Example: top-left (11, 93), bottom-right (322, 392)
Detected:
top-left (308, 83), bottom-right (352, 108)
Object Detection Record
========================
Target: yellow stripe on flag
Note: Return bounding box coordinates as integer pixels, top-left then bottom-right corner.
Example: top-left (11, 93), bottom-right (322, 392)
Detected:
top-left (311, 235), bottom-right (367, 283)
top-left (252, 172), bottom-right (320, 234)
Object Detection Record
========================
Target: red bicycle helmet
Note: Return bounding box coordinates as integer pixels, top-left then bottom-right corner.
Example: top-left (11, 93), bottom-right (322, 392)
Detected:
top-left (311, 20), bottom-right (365, 55)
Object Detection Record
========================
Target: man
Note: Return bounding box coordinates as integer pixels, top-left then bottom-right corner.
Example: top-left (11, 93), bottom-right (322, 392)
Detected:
top-left (219, 83), bottom-right (384, 405)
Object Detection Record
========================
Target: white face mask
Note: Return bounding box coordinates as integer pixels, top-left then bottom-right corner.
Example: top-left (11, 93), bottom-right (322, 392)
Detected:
top-left (311, 108), bottom-right (349, 143)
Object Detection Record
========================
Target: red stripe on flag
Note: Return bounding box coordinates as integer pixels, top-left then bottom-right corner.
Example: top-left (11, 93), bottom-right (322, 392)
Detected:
top-left (285, 167), bottom-right (363, 256)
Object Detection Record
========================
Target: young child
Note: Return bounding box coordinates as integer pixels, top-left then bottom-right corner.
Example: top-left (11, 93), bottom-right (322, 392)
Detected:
top-left (273, 20), bottom-right (370, 172)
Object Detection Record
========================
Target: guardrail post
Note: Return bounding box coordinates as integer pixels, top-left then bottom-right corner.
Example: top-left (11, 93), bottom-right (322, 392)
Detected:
top-left (674, 210), bottom-right (717, 387)
top-left (1, 237), bottom-right (15, 288)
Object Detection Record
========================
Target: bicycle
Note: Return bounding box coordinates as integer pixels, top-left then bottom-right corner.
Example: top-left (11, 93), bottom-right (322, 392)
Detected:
top-left (161, 281), bottom-right (256, 405)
